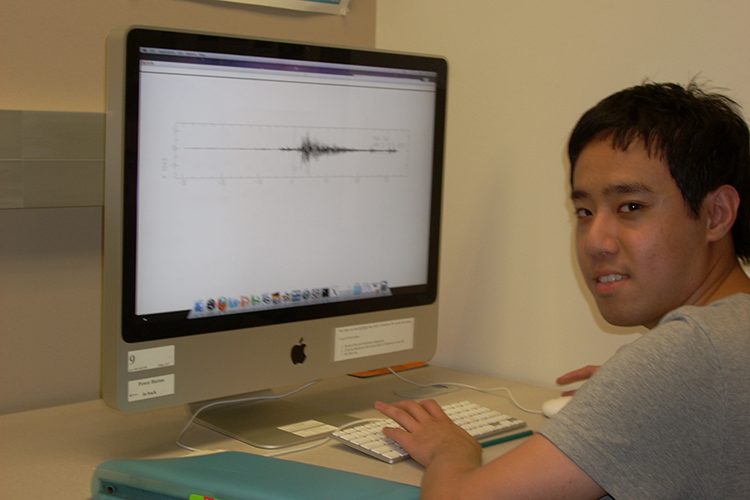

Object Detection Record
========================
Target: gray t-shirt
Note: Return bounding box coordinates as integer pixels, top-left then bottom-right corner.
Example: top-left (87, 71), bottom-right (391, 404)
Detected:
top-left (539, 293), bottom-right (750, 499)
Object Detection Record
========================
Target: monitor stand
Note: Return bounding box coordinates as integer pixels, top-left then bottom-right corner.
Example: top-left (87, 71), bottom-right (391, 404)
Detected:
top-left (190, 394), bottom-right (357, 449)
top-left (393, 383), bottom-right (456, 399)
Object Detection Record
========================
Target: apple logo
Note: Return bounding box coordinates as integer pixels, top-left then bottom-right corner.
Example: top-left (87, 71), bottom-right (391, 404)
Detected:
top-left (291, 338), bottom-right (307, 364)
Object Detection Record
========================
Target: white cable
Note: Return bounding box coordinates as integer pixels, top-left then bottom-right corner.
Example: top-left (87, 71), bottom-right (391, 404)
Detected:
top-left (176, 379), bottom-right (321, 452)
top-left (264, 437), bottom-right (331, 457)
top-left (387, 368), bottom-right (543, 415)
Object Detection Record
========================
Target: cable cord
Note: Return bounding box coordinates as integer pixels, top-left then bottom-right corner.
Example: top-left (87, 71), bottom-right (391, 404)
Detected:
top-left (387, 368), bottom-right (543, 415)
top-left (176, 380), bottom-right (321, 452)
top-left (176, 379), bottom-right (392, 457)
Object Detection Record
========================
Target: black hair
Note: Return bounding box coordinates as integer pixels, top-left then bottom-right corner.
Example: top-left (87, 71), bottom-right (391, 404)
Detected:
top-left (568, 81), bottom-right (750, 263)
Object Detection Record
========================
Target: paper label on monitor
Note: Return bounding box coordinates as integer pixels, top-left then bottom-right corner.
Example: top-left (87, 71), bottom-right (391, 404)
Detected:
top-left (127, 345), bottom-right (175, 373)
top-left (334, 318), bottom-right (414, 361)
top-left (127, 374), bottom-right (175, 402)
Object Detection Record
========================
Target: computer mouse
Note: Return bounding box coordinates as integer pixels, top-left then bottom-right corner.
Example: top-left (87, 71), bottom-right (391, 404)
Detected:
top-left (541, 396), bottom-right (573, 418)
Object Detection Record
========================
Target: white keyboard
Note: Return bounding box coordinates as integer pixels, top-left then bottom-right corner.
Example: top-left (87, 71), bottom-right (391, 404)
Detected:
top-left (331, 400), bottom-right (526, 463)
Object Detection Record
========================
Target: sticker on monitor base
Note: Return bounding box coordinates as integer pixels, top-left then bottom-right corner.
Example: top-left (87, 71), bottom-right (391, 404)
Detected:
top-left (334, 318), bottom-right (414, 361)
top-left (127, 374), bottom-right (175, 402)
top-left (278, 419), bottom-right (339, 437)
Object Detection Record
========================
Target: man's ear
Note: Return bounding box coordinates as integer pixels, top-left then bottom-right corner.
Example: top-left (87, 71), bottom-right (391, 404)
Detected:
top-left (705, 185), bottom-right (740, 242)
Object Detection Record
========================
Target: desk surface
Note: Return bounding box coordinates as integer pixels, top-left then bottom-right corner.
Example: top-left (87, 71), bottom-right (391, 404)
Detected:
top-left (0, 365), bottom-right (559, 498)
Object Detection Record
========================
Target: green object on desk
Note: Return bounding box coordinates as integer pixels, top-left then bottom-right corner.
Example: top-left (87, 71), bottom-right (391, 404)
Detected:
top-left (92, 451), bottom-right (420, 500)
top-left (480, 430), bottom-right (534, 448)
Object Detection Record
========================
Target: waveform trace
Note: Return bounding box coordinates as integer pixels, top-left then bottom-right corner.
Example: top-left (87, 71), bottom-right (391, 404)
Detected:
top-left (281, 135), bottom-right (398, 163)
top-left (172, 123), bottom-right (410, 182)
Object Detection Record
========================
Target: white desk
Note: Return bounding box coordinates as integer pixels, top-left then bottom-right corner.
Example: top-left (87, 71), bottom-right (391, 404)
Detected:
top-left (0, 366), bottom-right (559, 498)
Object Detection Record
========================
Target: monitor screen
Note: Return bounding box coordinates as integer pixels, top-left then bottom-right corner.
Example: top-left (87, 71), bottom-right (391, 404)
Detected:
top-left (102, 26), bottom-right (447, 448)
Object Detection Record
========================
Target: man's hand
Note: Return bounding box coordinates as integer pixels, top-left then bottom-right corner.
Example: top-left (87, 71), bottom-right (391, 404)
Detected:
top-left (556, 365), bottom-right (601, 396)
top-left (374, 399), bottom-right (482, 468)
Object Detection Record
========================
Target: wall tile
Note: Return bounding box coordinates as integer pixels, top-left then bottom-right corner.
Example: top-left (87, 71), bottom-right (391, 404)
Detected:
top-left (0, 110), bottom-right (23, 159)
top-left (22, 111), bottom-right (105, 160)
top-left (0, 160), bottom-right (24, 208)
top-left (23, 160), bottom-right (104, 208)
top-left (0, 111), bottom-right (105, 209)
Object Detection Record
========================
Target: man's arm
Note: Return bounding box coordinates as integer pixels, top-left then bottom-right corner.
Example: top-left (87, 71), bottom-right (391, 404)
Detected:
top-left (375, 399), bottom-right (606, 500)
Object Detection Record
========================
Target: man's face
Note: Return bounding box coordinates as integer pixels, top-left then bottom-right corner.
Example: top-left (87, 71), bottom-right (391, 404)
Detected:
top-left (571, 138), bottom-right (712, 328)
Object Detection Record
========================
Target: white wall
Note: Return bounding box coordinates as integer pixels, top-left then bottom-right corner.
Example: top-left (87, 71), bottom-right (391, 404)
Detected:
top-left (0, 0), bottom-right (376, 113)
top-left (376, 1), bottom-right (750, 390)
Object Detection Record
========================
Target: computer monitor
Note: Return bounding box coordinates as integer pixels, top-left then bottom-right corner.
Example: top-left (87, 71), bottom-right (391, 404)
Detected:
top-left (101, 26), bottom-right (447, 448)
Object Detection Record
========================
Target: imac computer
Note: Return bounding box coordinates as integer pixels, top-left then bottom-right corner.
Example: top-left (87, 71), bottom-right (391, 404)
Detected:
top-left (102, 26), bottom-right (447, 448)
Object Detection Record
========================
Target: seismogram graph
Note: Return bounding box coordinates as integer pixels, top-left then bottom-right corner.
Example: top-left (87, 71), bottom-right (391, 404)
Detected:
top-left (171, 123), bottom-right (410, 182)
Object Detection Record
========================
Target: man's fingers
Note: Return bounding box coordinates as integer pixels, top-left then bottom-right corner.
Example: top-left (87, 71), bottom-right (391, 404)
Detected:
top-left (556, 365), bottom-right (601, 385)
top-left (375, 399), bottom-right (445, 432)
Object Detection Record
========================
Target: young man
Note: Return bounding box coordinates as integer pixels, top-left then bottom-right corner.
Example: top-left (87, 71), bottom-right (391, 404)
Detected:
top-left (375, 82), bottom-right (750, 499)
